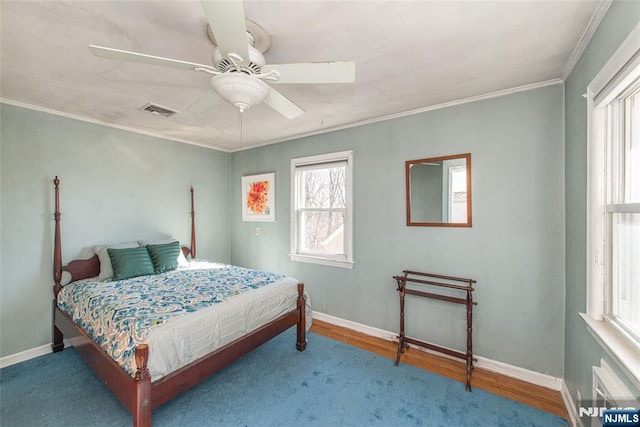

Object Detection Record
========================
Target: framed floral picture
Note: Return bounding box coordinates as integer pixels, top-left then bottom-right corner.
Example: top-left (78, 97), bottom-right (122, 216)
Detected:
top-left (242, 173), bottom-right (275, 221)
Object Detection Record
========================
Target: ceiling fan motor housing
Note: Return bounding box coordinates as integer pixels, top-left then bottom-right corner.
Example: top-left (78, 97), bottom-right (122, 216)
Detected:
top-left (212, 44), bottom-right (266, 74)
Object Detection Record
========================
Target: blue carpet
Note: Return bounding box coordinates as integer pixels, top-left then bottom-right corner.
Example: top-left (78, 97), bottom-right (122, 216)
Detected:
top-left (1, 329), bottom-right (567, 426)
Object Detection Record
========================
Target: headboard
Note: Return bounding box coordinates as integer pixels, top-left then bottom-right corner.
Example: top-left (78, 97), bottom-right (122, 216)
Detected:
top-left (52, 177), bottom-right (196, 294)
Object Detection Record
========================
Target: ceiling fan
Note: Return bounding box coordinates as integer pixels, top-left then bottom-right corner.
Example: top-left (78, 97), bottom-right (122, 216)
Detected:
top-left (88, 0), bottom-right (356, 119)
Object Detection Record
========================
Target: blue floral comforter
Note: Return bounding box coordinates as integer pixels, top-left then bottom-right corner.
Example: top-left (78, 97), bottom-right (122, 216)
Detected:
top-left (57, 262), bottom-right (285, 376)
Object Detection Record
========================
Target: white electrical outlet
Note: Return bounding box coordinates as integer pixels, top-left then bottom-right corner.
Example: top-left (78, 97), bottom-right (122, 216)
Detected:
top-left (255, 227), bottom-right (261, 235)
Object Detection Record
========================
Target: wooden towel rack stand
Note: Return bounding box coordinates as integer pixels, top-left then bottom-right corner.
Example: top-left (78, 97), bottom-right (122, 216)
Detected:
top-left (393, 270), bottom-right (477, 391)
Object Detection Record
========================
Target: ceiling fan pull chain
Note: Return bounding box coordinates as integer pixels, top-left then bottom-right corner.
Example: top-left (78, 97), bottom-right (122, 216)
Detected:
top-left (238, 109), bottom-right (244, 175)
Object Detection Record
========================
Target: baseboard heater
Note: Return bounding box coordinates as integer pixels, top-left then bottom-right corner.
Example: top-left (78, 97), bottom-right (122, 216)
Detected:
top-left (584, 359), bottom-right (640, 427)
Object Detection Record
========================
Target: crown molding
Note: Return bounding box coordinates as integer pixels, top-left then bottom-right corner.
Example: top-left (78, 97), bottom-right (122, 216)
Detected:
top-left (0, 98), bottom-right (230, 152)
top-left (561, 0), bottom-right (613, 80)
top-left (3, 78), bottom-right (563, 154)
top-left (234, 78), bottom-right (564, 152)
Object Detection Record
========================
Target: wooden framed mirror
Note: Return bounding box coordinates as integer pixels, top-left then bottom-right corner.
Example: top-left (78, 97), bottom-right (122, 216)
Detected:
top-left (405, 153), bottom-right (472, 227)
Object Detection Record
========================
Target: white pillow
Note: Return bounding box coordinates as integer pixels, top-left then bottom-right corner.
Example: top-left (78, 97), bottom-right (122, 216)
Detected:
top-left (138, 239), bottom-right (190, 267)
top-left (93, 242), bottom-right (139, 280)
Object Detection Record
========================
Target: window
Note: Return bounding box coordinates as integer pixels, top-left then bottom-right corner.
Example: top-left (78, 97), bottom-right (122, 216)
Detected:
top-left (612, 87), bottom-right (640, 337)
top-left (290, 151), bottom-right (353, 268)
top-left (605, 84), bottom-right (640, 343)
top-left (585, 23), bottom-right (640, 383)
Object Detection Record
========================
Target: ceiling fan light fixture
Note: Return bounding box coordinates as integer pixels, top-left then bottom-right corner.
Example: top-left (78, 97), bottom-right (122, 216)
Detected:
top-left (211, 73), bottom-right (270, 112)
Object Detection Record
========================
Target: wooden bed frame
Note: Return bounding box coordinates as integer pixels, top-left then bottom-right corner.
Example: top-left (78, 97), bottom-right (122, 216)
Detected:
top-left (51, 177), bottom-right (307, 426)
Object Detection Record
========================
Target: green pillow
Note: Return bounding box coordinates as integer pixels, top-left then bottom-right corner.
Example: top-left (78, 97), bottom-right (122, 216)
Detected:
top-left (107, 247), bottom-right (155, 280)
top-left (146, 241), bottom-right (181, 274)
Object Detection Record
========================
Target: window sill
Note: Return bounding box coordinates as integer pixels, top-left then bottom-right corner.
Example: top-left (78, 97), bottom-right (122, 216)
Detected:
top-left (580, 312), bottom-right (640, 390)
top-left (289, 254), bottom-right (354, 269)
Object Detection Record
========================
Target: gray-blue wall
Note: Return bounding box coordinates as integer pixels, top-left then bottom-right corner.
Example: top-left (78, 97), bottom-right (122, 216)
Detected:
top-left (0, 104), bottom-right (230, 357)
top-left (230, 84), bottom-right (566, 377)
top-left (564, 0), bottom-right (640, 419)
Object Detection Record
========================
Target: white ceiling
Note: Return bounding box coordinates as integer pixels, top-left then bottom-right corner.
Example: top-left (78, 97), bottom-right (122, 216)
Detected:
top-left (1, 0), bottom-right (603, 152)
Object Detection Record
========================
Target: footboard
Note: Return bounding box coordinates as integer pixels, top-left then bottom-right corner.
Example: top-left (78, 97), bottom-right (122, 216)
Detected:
top-left (54, 307), bottom-right (153, 425)
top-left (53, 289), bottom-right (305, 426)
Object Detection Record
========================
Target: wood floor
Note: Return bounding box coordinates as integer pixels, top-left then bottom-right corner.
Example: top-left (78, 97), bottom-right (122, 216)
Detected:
top-left (310, 319), bottom-right (569, 421)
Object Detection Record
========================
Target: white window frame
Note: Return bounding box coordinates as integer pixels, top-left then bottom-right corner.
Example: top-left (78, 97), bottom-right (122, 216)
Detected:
top-left (290, 150), bottom-right (354, 269)
top-left (583, 22), bottom-right (640, 389)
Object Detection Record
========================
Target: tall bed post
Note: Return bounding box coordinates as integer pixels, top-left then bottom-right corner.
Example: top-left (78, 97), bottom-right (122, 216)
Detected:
top-left (52, 177), bottom-right (64, 352)
top-left (50, 176), bottom-right (163, 427)
top-left (296, 283), bottom-right (307, 351)
top-left (53, 176), bottom-right (62, 296)
top-left (190, 186), bottom-right (196, 259)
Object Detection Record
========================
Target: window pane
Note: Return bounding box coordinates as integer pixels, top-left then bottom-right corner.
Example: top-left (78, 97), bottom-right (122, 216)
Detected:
top-left (300, 211), bottom-right (344, 254)
top-left (624, 87), bottom-right (640, 203)
top-left (612, 213), bottom-right (640, 339)
top-left (298, 166), bottom-right (346, 209)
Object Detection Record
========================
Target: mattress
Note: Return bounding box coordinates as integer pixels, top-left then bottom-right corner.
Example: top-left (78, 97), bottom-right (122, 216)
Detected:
top-left (57, 261), bottom-right (311, 380)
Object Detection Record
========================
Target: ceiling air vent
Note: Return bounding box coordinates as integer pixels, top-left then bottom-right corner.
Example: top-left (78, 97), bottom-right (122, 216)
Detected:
top-left (139, 103), bottom-right (179, 118)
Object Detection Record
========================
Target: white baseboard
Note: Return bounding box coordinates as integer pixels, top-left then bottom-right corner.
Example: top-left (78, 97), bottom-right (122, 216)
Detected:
top-left (561, 380), bottom-right (583, 427)
top-left (3, 311), bottom-right (564, 396)
top-left (0, 343), bottom-right (52, 369)
top-left (0, 339), bottom-right (76, 369)
top-left (312, 310), bottom-right (563, 391)
top-left (312, 311), bottom-right (397, 341)
top-left (475, 355), bottom-right (563, 391)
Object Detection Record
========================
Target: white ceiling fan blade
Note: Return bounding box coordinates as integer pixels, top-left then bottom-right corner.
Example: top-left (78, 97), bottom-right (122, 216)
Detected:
top-left (262, 61), bottom-right (356, 84)
top-left (89, 45), bottom-right (218, 73)
top-left (200, 0), bottom-right (249, 63)
top-left (187, 89), bottom-right (221, 113)
top-left (264, 88), bottom-right (304, 119)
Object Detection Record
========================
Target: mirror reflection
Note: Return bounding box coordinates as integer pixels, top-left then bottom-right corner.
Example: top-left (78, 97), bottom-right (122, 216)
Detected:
top-left (406, 153), bottom-right (472, 227)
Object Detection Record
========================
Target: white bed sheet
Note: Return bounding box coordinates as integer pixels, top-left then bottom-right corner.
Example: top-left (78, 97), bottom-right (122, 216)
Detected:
top-left (144, 273), bottom-right (311, 380)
